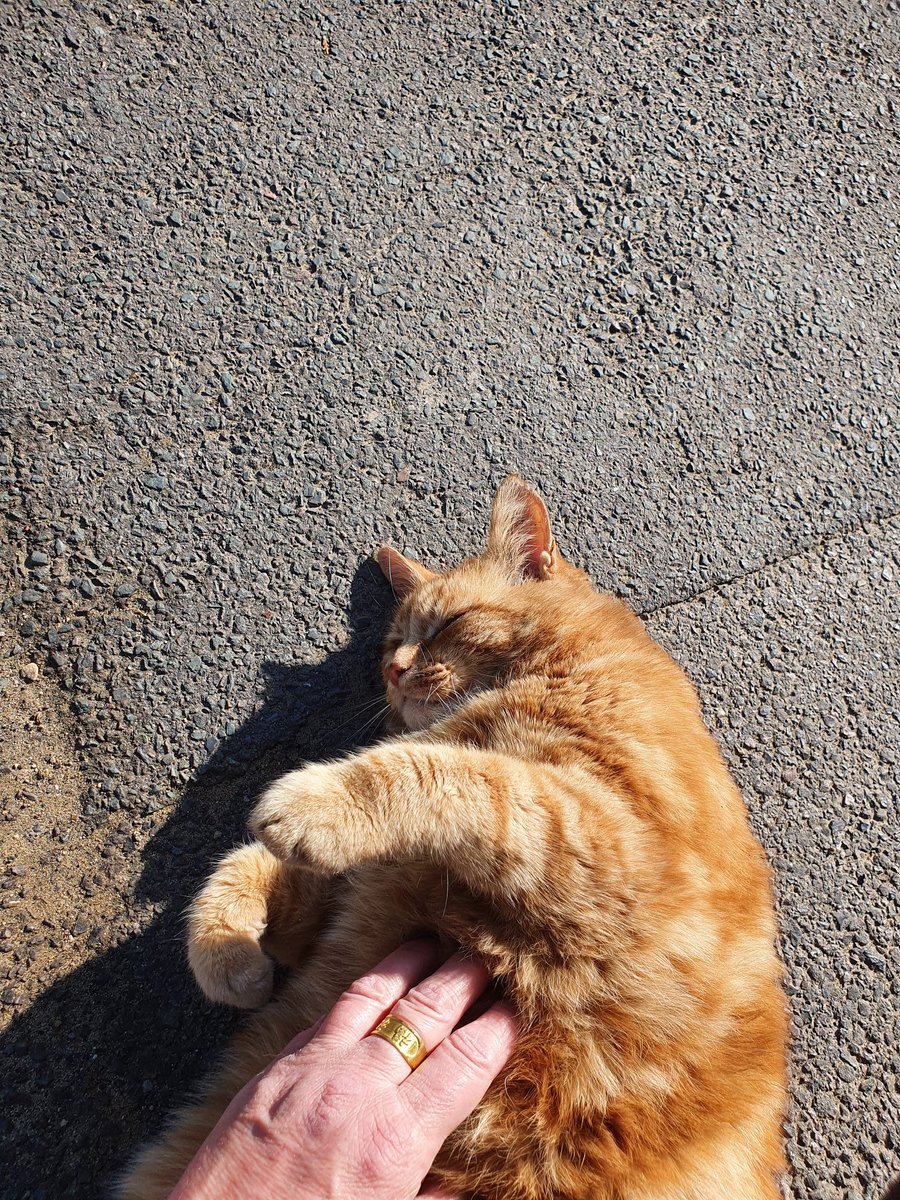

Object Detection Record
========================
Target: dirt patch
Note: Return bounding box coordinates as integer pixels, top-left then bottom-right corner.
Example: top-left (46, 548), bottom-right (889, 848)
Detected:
top-left (0, 671), bottom-right (126, 1028)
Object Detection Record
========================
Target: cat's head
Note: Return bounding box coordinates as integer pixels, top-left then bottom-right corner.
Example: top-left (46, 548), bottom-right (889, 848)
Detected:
top-left (375, 475), bottom-right (581, 731)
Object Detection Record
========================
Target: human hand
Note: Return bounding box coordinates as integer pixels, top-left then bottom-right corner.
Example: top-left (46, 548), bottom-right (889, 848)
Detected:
top-left (169, 940), bottom-right (518, 1199)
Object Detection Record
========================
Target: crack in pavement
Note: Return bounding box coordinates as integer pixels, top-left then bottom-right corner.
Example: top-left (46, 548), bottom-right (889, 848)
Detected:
top-left (639, 509), bottom-right (900, 619)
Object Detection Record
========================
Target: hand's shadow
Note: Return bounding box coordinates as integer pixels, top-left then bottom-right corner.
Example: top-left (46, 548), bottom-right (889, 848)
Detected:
top-left (0, 559), bottom-right (394, 1200)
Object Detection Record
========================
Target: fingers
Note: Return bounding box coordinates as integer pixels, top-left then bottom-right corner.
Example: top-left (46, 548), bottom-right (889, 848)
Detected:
top-left (358, 951), bottom-right (492, 1085)
top-left (309, 938), bottom-right (445, 1050)
top-left (399, 1000), bottom-right (518, 1140)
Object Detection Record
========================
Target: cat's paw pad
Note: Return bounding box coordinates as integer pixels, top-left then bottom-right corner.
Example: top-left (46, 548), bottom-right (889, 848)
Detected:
top-left (188, 934), bottom-right (274, 1009)
top-left (249, 763), bottom-right (351, 874)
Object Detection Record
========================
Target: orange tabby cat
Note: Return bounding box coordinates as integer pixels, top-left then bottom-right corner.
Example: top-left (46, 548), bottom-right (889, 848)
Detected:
top-left (120, 476), bottom-right (787, 1200)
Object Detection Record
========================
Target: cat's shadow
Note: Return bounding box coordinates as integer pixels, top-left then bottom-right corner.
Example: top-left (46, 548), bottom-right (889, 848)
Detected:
top-left (0, 559), bottom-right (394, 1200)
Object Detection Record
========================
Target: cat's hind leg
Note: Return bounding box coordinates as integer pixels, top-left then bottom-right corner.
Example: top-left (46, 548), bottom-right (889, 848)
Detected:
top-left (187, 842), bottom-right (329, 1008)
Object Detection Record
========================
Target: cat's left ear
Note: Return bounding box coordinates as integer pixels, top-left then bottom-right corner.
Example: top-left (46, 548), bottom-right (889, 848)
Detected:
top-left (375, 545), bottom-right (436, 599)
top-left (485, 474), bottom-right (560, 582)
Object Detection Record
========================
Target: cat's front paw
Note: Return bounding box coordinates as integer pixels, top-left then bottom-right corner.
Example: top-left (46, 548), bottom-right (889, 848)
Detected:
top-left (249, 762), bottom-right (359, 875)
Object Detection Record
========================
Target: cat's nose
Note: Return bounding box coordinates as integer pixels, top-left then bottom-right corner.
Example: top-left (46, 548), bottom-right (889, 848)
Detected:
top-left (386, 662), bottom-right (408, 688)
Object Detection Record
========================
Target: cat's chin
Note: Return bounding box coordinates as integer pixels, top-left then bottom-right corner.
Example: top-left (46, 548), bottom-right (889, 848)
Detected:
top-left (399, 697), bottom-right (441, 731)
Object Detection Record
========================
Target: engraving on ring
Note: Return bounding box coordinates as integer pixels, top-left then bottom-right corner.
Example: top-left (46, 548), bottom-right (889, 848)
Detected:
top-left (373, 1016), bottom-right (426, 1066)
top-left (394, 1026), bottom-right (419, 1054)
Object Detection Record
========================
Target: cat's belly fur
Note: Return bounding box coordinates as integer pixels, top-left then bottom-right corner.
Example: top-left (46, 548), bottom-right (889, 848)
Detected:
top-left (354, 865), bottom-right (784, 1200)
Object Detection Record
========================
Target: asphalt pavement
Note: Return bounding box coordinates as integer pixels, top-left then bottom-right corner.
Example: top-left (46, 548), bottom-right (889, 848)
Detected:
top-left (0, 1), bottom-right (897, 1197)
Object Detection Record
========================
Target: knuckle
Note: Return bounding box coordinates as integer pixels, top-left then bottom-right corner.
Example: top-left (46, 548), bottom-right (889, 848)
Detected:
top-left (342, 974), bottom-right (397, 1011)
top-left (233, 1070), bottom-right (293, 1142)
top-left (400, 978), bottom-right (456, 1027)
top-left (301, 1073), bottom-right (357, 1141)
top-left (443, 1026), bottom-right (496, 1076)
top-left (234, 1106), bottom-right (277, 1145)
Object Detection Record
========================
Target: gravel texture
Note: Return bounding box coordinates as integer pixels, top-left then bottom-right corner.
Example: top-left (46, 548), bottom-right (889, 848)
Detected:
top-left (0, 0), bottom-right (898, 1197)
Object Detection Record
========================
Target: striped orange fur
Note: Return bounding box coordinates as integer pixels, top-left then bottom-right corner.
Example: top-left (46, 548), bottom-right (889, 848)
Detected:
top-left (120, 476), bottom-right (787, 1200)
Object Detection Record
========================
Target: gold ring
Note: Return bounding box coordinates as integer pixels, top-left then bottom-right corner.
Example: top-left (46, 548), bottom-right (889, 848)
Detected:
top-left (370, 1014), bottom-right (428, 1070)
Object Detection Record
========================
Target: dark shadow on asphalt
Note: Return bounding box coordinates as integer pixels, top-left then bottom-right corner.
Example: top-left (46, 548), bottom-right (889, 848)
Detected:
top-left (0, 559), bottom-right (394, 1200)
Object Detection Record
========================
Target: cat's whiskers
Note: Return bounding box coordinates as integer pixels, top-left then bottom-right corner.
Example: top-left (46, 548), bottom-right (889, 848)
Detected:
top-left (423, 671), bottom-right (443, 708)
top-left (435, 684), bottom-right (473, 720)
top-left (347, 703), bottom-right (391, 744)
top-left (327, 694), bottom-right (390, 740)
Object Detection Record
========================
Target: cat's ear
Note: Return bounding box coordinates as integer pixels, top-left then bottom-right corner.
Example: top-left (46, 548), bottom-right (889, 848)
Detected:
top-left (485, 475), bottom-right (559, 582)
top-left (375, 546), bottom-right (436, 599)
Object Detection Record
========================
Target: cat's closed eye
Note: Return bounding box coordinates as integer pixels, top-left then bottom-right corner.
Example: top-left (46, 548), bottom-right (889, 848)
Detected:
top-left (432, 611), bottom-right (467, 639)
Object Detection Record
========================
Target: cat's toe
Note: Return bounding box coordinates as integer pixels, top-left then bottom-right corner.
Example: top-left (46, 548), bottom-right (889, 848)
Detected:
top-left (250, 764), bottom-right (355, 873)
top-left (188, 934), bottom-right (274, 1009)
top-left (249, 796), bottom-right (304, 863)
